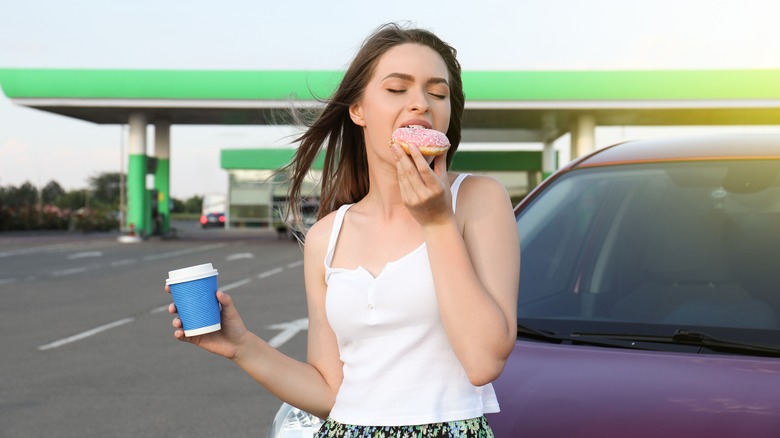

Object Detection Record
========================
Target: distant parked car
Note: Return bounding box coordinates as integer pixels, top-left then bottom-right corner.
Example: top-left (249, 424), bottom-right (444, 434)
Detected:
top-left (266, 134), bottom-right (780, 438)
top-left (200, 212), bottom-right (225, 228)
top-left (201, 193), bottom-right (227, 229)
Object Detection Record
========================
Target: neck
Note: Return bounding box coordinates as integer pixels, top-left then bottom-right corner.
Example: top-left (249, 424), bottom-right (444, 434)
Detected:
top-left (357, 153), bottom-right (412, 222)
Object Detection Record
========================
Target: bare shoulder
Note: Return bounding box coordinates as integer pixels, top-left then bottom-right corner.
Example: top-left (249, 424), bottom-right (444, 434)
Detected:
top-left (455, 174), bottom-right (513, 212)
top-left (457, 173), bottom-right (508, 192)
top-left (303, 209), bottom-right (338, 257)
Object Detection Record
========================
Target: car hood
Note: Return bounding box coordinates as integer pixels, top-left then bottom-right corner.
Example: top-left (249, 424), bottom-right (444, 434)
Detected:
top-left (487, 340), bottom-right (780, 437)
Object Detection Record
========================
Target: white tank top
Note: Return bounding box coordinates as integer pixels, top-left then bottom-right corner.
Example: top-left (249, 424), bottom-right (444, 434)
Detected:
top-left (324, 174), bottom-right (500, 426)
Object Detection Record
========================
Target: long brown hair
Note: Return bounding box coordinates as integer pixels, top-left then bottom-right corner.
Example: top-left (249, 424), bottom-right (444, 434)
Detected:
top-left (285, 23), bottom-right (464, 232)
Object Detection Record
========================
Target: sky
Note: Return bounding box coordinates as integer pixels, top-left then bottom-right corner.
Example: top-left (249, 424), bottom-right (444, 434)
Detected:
top-left (1, 0), bottom-right (780, 200)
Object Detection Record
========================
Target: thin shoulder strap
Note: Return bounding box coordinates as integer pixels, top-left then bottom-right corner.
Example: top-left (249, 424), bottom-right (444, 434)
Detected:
top-left (450, 173), bottom-right (471, 212)
top-left (324, 204), bottom-right (352, 266)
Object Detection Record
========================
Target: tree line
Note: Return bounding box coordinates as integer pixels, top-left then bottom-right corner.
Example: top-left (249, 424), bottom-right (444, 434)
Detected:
top-left (0, 172), bottom-right (204, 232)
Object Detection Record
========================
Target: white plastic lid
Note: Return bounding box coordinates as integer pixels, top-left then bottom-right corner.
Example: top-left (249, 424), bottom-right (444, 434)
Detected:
top-left (166, 263), bottom-right (219, 285)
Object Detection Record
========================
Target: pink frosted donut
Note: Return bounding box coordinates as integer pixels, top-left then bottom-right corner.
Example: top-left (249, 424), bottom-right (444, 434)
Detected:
top-left (391, 126), bottom-right (450, 157)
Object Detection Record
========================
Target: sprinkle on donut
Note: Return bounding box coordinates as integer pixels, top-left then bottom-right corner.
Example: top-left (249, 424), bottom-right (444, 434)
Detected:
top-left (390, 126), bottom-right (451, 156)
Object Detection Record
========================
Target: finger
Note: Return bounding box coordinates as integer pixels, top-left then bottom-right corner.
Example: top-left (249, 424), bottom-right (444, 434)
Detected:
top-left (389, 142), bottom-right (405, 159)
top-left (407, 143), bottom-right (432, 173)
top-left (165, 285), bottom-right (170, 294)
top-left (174, 329), bottom-right (188, 341)
top-left (407, 146), bottom-right (449, 201)
top-left (216, 290), bottom-right (239, 319)
top-left (391, 144), bottom-right (434, 208)
top-left (172, 317), bottom-right (182, 328)
top-left (168, 302), bottom-right (177, 314)
top-left (394, 150), bottom-right (422, 204)
top-left (398, 144), bottom-right (427, 186)
top-left (408, 146), bottom-right (447, 194)
top-left (216, 290), bottom-right (231, 306)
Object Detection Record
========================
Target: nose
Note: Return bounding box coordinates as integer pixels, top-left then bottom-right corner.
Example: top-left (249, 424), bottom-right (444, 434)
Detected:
top-left (408, 87), bottom-right (429, 114)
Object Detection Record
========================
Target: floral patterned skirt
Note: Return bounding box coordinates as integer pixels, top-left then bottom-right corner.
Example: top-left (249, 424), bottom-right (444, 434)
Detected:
top-left (314, 415), bottom-right (494, 438)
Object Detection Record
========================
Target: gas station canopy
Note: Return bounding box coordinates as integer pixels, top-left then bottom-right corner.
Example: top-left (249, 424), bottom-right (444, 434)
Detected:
top-left (2, 68), bottom-right (779, 140)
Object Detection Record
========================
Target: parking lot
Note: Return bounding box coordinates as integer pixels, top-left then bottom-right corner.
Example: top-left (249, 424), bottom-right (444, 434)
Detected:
top-left (0, 223), bottom-right (308, 437)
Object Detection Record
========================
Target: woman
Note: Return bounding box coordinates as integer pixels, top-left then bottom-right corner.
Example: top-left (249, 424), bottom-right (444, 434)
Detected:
top-left (168, 23), bottom-right (520, 437)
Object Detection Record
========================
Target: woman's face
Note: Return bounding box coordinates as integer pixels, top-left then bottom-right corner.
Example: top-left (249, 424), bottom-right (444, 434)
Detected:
top-left (350, 43), bottom-right (451, 162)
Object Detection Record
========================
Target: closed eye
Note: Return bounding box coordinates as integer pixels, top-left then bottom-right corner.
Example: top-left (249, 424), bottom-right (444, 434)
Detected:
top-left (429, 92), bottom-right (447, 99)
top-left (387, 89), bottom-right (405, 94)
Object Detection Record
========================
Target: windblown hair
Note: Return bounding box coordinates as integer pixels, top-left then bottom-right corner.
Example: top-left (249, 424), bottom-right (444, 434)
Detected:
top-left (284, 23), bottom-right (464, 233)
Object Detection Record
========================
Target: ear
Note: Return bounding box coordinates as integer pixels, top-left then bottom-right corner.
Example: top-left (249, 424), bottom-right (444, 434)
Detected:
top-left (349, 102), bottom-right (366, 127)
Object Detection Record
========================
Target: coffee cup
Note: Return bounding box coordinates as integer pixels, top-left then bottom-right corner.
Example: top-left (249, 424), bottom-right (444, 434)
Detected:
top-left (166, 263), bottom-right (221, 336)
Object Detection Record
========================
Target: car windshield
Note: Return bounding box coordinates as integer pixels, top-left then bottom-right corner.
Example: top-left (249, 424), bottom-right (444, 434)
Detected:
top-left (517, 159), bottom-right (780, 350)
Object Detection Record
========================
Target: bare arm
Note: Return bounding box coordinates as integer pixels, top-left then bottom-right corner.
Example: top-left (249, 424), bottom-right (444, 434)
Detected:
top-left (423, 176), bottom-right (519, 386)
top-left (393, 144), bottom-right (520, 386)
top-left (168, 214), bottom-right (343, 419)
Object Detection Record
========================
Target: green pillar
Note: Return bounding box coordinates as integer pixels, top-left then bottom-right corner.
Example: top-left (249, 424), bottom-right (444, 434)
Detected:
top-left (127, 113), bottom-right (148, 237)
top-left (155, 158), bottom-right (170, 233)
top-left (154, 121), bottom-right (171, 234)
top-left (127, 154), bottom-right (148, 235)
top-left (145, 189), bottom-right (154, 236)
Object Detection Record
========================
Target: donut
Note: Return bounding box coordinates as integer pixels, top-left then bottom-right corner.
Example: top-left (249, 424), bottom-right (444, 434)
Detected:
top-left (390, 126), bottom-right (450, 157)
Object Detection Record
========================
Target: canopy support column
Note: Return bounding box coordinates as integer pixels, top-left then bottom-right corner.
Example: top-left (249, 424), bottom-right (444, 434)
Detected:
top-left (542, 140), bottom-right (556, 179)
top-left (154, 121), bottom-right (171, 235)
top-left (126, 112), bottom-right (148, 239)
top-left (570, 113), bottom-right (596, 160)
top-left (542, 112), bottom-right (558, 179)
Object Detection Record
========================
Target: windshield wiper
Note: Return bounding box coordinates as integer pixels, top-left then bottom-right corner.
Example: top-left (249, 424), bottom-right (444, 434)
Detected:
top-left (569, 329), bottom-right (780, 357)
top-left (517, 323), bottom-right (560, 340)
top-left (516, 324), bottom-right (650, 350)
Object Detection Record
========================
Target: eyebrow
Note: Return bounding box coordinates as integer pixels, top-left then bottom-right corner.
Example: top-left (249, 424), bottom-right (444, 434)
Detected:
top-left (381, 72), bottom-right (449, 86)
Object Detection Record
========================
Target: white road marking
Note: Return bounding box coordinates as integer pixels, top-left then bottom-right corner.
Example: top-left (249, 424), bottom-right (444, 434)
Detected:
top-left (0, 241), bottom-right (116, 258)
top-left (52, 267), bottom-right (89, 276)
top-left (67, 251), bottom-right (103, 260)
top-left (226, 253), bottom-right (254, 261)
top-left (142, 243), bottom-right (227, 262)
top-left (286, 260), bottom-right (304, 268)
top-left (221, 278), bottom-right (252, 291)
top-left (0, 278), bottom-right (16, 286)
top-left (267, 318), bottom-right (309, 348)
top-left (257, 267), bottom-right (284, 279)
top-left (150, 305), bottom-right (169, 314)
top-left (38, 317), bottom-right (136, 351)
top-left (6, 243), bottom-right (227, 283)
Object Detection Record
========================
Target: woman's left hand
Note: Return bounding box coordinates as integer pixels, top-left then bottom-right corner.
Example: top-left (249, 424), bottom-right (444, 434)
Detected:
top-left (390, 142), bottom-right (452, 226)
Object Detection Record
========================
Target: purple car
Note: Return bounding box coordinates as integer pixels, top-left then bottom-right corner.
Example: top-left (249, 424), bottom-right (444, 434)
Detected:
top-left (487, 134), bottom-right (780, 437)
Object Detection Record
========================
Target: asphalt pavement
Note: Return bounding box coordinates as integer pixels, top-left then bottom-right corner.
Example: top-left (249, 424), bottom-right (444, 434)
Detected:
top-left (0, 222), bottom-right (309, 437)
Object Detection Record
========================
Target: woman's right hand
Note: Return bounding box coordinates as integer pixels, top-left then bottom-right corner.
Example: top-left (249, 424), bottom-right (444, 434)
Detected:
top-left (166, 286), bottom-right (249, 360)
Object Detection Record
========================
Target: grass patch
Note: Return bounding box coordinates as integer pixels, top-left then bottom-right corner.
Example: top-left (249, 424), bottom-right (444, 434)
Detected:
top-left (171, 212), bottom-right (200, 221)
